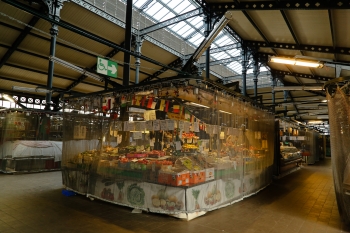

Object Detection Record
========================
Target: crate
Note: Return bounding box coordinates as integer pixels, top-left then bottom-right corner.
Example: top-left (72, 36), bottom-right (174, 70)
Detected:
top-left (158, 170), bottom-right (189, 186)
top-left (189, 170), bottom-right (206, 184)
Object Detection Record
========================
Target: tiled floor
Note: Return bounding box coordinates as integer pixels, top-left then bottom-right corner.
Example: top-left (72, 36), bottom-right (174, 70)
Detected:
top-left (0, 158), bottom-right (349, 233)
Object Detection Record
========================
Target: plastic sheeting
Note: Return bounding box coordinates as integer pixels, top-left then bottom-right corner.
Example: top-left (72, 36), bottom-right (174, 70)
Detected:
top-left (327, 86), bottom-right (350, 224)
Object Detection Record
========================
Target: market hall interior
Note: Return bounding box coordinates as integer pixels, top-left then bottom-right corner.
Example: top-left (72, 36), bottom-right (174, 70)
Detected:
top-left (0, 158), bottom-right (348, 233)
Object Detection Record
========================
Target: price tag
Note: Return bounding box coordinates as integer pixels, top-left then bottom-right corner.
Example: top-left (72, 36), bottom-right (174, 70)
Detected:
top-left (133, 132), bottom-right (142, 140)
top-left (150, 138), bottom-right (155, 147)
top-left (166, 120), bottom-right (175, 131)
top-left (175, 141), bottom-right (182, 150)
top-left (160, 120), bottom-right (167, 130)
top-left (206, 124), bottom-right (212, 134)
top-left (153, 120), bottom-right (160, 131)
top-left (184, 121), bottom-right (190, 133)
top-left (145, 121), bottom-right (153, 131)
top-left (193, 122), bottom-right (199, 132)
top-left (178, 121), bottom-right (184, 130)
top-left (213, 125), bottom-right (218, 134)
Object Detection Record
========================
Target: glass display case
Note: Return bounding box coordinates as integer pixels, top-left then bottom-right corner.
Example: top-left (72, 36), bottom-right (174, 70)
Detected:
top-left (0, 110), bottom-right (63, 173)
top-left (61, 79), bottom-right (275, 220)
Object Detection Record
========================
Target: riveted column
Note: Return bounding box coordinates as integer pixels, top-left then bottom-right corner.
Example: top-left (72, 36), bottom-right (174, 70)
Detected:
top-left (45, 0), bottom-right (64, 110)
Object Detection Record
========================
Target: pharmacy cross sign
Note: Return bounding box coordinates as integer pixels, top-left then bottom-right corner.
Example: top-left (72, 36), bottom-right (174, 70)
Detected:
top-left (96, 57), bottom-right (118, 78)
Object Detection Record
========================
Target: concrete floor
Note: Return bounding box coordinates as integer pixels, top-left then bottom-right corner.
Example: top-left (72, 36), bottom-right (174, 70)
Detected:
top-left (0, 158), bottom-right (349, 233)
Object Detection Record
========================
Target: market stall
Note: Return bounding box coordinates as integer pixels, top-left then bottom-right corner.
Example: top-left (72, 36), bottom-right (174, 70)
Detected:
top-left (0, 111), bottom-right (63, 173)
top-left (61, 78), bottom-right (275, 220)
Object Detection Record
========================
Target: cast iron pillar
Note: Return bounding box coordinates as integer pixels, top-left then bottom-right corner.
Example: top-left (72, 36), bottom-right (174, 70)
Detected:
top-left (123, 0), bottom-right (133, 86)
top-left (134, 35), bottom-right (144, 84)
top-left (241, 44), bottom-right (249, 96)
top-left (271, 75), bottom-right (277, 113)
top-left (204, 14), bottom-right (212, 78)
top-left (283, 90), bottom-right (288, 117)
top-left (253, 52), bottom-right (259, 98)
top-left (44, 0), bottom-right (64, 110)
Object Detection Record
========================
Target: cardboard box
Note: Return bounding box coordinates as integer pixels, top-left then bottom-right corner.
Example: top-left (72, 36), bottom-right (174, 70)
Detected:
top-left (189, 170), bottom-right (206, 184)
top-left (158, 170), bottom-right (189, 186)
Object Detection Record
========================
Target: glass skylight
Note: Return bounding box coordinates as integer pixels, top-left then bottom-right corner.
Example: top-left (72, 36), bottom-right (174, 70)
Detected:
top-left (132, 0), bottom-right (272, 88)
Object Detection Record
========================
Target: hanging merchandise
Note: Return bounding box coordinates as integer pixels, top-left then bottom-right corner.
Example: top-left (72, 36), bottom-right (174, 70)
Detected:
top-left (60, 78), bottom-right (275, 220)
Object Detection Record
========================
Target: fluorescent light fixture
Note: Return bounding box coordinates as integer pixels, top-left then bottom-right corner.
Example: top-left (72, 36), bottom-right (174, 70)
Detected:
top-left (12, 86), bottom-right (51, 93)
top-left (50, 56), bottom-right (103, 82)
top-left (2, 94), bottom-right (15, 102)
top-left (270, 56), bottom-right (324, 68)
top-left (186, 102), bottom-right (210, 108)
top-left (322, 100), bottom-right (328, 102)
top-left (219, 110), bottom-right (232, 114)
top-left (317, 115), bottom-right (329, 119)
top-left (273, 86), bottom-right (323, 91)
top-left (192, 11), bottom-right (233, 62)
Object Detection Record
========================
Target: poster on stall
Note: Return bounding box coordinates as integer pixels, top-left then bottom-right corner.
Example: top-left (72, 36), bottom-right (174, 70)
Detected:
top-left (144, 183), bottom-right (186, 213)
top-left (125, 181), bottom-right (147, 210)
top-left (145, 121), bottom-right (153, 131)
top-left (222, 178), bottom-right (242, 203)
top-left (186, 180), bottom-right (222, 212)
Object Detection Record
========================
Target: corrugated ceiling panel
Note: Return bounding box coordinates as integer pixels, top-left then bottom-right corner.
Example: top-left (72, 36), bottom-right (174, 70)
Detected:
top-left (62, 1), bottom-right (126, 45)
top-left (0, 46), bottom-right (7, 58)
top-left (71, 82), bottom-right (104, 94)
top-left (312, 66), bottom-right (335, 78)
top-left (302, 51), bottom-right (335, 61)
top-left (0, 2), bottom-right (34, 28)
top-left (297, 77), bottom-right (319, 84)
top-left (285, 10), bottom-right (332, 46)
top-left (247, 11), bottom-right (295, 43)
top-left (283, 75), bottom-right (299, 84)
top-left (228, 11), bottom-right (264, 41)
top-left (0, 25), bottom-right (21, 46)
top-left (6, 51), bottom-right (48, 72)
top-left (0, 79), bottom-right (20, 91)
top-left (19, 34), bottom-right (51, 56)
top-left (0, 66), bottom-right (72, 89)
top-left (333, 10), bottom-right (350, 48)
top-left (337, 54), bottom-right (350, 63)
top-left (288, 65), bottom-right (313, 75)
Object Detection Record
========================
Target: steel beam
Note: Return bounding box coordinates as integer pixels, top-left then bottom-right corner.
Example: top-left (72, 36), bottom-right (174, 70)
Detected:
top-left (246, 40), bottom-right (350, 55)
top-left (4, 63), bottom-right (107, 89)
top-left (2, 0), bottom-right (188, 76)
top-left (198, 55), bottom-right (241, 69)
top-left (182, 43), bottom-right (240, 60)
top-left (0, 75), bottom-right (82, 95)
top-left (328, 10), bottom-right (337, 61)
top-left (139, 8), bottom-right (203, 36)
top-left (271, 70), bottom-right (333, 81)
top-left (208, 1), bottom-right (350, 12)
top-left (65, 44), bottom-right (125, 91)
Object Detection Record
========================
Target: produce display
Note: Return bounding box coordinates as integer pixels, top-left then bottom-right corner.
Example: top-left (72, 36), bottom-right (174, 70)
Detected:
top-left (61, 84), bottom-right (275, 219)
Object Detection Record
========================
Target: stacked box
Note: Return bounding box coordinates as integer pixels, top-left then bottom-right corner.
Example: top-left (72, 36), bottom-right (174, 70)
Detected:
top-left (189, 170), bottom-right (206, 184)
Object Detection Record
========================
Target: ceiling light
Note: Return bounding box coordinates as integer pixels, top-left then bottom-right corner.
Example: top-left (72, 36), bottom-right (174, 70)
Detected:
top-left (12, 86), bottom-right (51, 93)
top-left (219, 110), bottom-right (232, 114)
top-left (186, 102), bottom-right (210, 108)
top-left (270, 56), bottom-right (324, 68)
top-left (50, 56), bottom-right (104, 82)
